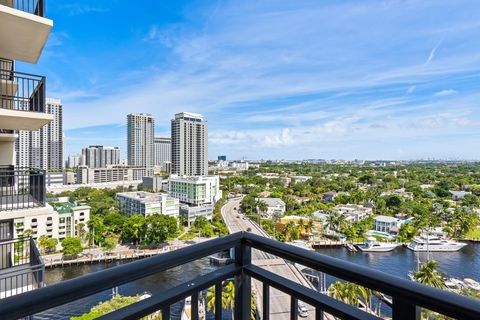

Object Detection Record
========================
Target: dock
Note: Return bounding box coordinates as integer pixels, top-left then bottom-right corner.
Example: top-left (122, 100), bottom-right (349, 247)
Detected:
top-left (44, 247), bottom-right (176, 268)
top-left (311, 240), bottom-right (345, 249)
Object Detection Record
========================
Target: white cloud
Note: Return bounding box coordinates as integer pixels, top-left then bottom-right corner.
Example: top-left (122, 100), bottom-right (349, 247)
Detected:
top-left (405, 85), bottom-right (416, 94)
top-left (434, 89), bottom-right (458, 96)
top-left (56, 0), bottom-right (480, 159)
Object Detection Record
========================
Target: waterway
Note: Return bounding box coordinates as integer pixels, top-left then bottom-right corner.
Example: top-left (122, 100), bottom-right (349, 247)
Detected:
top-left (35, 243), bottom-right (480, 319)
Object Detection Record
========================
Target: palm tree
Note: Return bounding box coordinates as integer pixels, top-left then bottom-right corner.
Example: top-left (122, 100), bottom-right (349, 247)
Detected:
top-left (283, 221), bottom-right (298, 242)
top-left (298, 218), bottom-right (305, 235)
top-left (326, 212), bottom-right (339, 237)
top-left (76, 223), bottom-right (86, 243)
top-left (305, 219), bottom-right (314, 238)
top-left (207, 281), bottom-right (256, 320)
top-left (256, 200), bottom-right (269, 218)
top-left (414, 260), bottom-right (446, 289)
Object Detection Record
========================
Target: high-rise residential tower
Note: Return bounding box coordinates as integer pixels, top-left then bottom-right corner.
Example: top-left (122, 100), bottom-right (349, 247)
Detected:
top-left (127, 113), bottom-right (154, 176)
top-left (46, 98), bottom-right (63, 170)
top-left (15, 98), bottom-right (63, 170)
top-left (171, 112), bottom-right (208, 176)
top-left (154, 136), bottom-right (171, 168)
top-left (81, 145), bottom-right (121, 168)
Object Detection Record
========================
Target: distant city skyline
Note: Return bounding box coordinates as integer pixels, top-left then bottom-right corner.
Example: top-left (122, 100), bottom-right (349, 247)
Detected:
top-left (25, 1), bottom-right (480, 160)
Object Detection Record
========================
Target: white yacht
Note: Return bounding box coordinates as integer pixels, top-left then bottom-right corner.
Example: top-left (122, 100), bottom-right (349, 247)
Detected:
top-left (356, 237), bottom-right (400, 252)
top-left (407, 235), bottom-right (467, 252)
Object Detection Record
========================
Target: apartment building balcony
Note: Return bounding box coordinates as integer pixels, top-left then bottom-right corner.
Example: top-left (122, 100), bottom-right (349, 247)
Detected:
top-left (0, 166), bottom-right (46, 211)
top-left (0, 0), bottom-right (52, 63)
top-left (0, 232), bottom-right (479, 319)
top-left (0, 236), bottom-right (44, 299)
top-left (0, 59), bottom-right (52, 131)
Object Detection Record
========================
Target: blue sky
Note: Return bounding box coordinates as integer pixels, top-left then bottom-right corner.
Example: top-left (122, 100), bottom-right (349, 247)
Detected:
top-left (20, 0), bottom-right (480, 160)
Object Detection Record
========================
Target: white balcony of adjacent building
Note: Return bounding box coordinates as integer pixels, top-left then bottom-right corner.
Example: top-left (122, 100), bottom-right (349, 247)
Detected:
top-left (0, 0), bottom-right (52, 63)
top-left (0, 59), bottom-right (52, 131)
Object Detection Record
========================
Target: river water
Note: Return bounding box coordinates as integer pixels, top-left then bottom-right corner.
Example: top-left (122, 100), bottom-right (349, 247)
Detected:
top-left (35, 243), bottom-right (480, 319)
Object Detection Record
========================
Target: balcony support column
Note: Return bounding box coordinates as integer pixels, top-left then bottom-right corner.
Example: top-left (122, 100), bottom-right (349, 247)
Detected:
top-left (392, 297), bottom-right (420, 320)
top-left (234, 238), bottom-right (251, 320)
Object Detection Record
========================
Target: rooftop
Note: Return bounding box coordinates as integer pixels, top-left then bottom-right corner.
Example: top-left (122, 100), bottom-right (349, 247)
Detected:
top-left (174, 112), bottom-right (204, 120)
top-left (116, 191), bottom-right (174, 203)
top-left (48, 198), bottom-right (90, 214)
top-left (257, 197), bottom-right (285, 207)
top-left (374, 215), bottom-right (399, 223)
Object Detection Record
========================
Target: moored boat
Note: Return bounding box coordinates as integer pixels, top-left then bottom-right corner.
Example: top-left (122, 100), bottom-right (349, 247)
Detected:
top-left (356, 237), bottom-right (399, 252)
top-left (407, 235), bottom-right (467, 252)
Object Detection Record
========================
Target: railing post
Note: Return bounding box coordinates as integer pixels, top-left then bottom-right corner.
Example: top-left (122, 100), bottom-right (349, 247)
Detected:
top-left (234, 239), bottom-right (251, 320)
top-left (392, 297), bottom-right (420, 319)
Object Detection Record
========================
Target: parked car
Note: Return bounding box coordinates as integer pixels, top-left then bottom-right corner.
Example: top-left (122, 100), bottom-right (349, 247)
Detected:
top-left (246, 227), bottom-right (252, 232)
top-left (298, 301), bottom-right (308, 317)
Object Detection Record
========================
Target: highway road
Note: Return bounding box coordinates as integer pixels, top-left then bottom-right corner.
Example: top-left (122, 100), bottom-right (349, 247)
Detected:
top-left (221, 197), bottom-right (317, 319)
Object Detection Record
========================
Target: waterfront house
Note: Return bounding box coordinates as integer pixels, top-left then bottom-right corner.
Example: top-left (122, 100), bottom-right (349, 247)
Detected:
top-left (374, 215), bottom-right (402, 233)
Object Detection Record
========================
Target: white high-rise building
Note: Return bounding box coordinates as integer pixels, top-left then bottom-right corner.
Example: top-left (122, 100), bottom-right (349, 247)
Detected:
top-left (81, 145), bottom-right (121, 168)
top-left (127, 113), bottom-right (154, 176)
top-left (171, 112), bottom-right (208, 176)
top-left (46, 98), bottom-right (63, 170)
top-left (67, 154), bottom-right (81, 168)
top-left (154, 136), bottom-right (171, 168)
top-left (15, 98), bottom-right (63, 170)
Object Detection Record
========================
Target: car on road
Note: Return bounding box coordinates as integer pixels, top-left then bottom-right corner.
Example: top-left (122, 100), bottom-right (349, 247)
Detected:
top-left (298, 301), bottom-right (309, 317)
top-left (246, 227), bottom-right (252, 232)
top-left (236, 215), bottom-right (240, 218)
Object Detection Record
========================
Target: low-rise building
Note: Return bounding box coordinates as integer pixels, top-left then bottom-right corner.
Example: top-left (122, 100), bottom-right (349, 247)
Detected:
top-left (380, 188), bottom-right (413, 200)
top-left (290, 175), bottom-right (312, 183)
top-left (334, 204), bottom-right (373, 222)
top-left (46, 171), bottom-right (66, 187)
top-left (167, 175), bottom-right (222, 205)
top-left (257, 198), bottom-right (286, 218)
top-left (275, 216), bottom-right (322, 240)
top-left (374, 215), bottom-right (401, 233)
top-left (49, 197), bottom-right (90, 240)
top-left (11, 198), bottom-right (90, 242)
top-left (322, 192), bottom-right (337, 203)
top-left (142, 175), bottom-right (165, 192)
top-left (450, 190), bottom-right (472, 200)
top-left (77, 165), bottom-right (150, 184)
top-left (180, 204), bottom-right (214, 226)
top-left (116, 191), bottom-right (179, 218)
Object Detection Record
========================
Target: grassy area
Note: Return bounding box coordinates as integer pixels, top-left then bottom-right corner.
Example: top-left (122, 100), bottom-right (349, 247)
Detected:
top-left (465, 228), bottom-right (480, 240)
top-left (179, 233), bottom-right (197, 241)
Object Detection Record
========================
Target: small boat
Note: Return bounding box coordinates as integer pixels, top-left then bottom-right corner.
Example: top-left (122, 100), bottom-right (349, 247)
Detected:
top-left (464, 278), bottom-right (480, 291)
top-left (356, 237), bottom-right (399, 252)
top-left (345, 243), bottom-right (357, 252)
top-left (139, 292), bottom-right (152, 300)
top-left (407, 235), bottom-right (467, 252)
top-left (444, 278), bottom-right (464, 292)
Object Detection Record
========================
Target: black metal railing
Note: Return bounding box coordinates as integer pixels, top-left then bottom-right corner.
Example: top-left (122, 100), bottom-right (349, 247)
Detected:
top-left (0, 0), bottom-right (45, 17)
top-left (0, 232), bottom-right (479, 319)
top-left (0, 166), bottom-right (46, 211)
top-left (0, 237), bottom-right (44, 299)
top-left (0, 59), bottom-right (45, 113)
